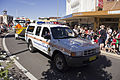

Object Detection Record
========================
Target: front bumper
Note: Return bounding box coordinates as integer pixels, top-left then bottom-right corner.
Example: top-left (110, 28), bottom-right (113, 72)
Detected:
top-left (65, 52), bottom-right (100, 67)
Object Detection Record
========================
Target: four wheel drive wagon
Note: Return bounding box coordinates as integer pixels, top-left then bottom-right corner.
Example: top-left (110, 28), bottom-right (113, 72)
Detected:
top-left (25, 23), bottom-right (100, 71)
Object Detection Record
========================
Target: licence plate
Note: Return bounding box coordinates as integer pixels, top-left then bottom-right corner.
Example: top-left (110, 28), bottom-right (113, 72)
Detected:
top-left (89, 56), bottom-right (96, 61)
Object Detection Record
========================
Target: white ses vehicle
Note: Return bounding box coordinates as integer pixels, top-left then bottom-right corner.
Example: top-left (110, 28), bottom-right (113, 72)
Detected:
top-left (25, 23), bottom-right (100, 71)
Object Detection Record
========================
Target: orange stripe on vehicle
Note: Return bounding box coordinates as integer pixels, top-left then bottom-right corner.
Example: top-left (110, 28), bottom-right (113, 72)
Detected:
top-left (50, 43), bottom-right (72, 54)
top-left (42, 40), bottom-right (50, 45)
top-left (27, 35), bottom-right (34, 39)
top-left (34, 38), bottom-right (41, 41)
top-left (27, 34), bottom-right (72, 55)
top-left (27, 34), bottom-right (50, 45)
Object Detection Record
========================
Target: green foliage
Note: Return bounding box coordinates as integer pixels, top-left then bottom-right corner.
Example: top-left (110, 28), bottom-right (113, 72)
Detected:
top-left (0, 59), bottom-right (14, 79)
top-left (0, 69), bottom-right (8, 80)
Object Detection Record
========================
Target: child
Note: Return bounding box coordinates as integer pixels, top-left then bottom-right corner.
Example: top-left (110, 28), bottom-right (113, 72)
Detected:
top-left (111, 36), bottom-right (117, 53)
top-left (105, 34), bottom-right (112, 52)
top-left (93, 33), bottom-right (98, 43)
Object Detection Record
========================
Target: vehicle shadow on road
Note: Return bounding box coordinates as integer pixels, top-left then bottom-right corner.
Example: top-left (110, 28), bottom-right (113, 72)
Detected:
top-left (17, 42), bottom-right (27, 44)
top-left (4, 33), bottom-right (15, 38)
top-left (40, 55), bottom-right (112, 80)
top-left (6, 49), bottom-right (29, 58)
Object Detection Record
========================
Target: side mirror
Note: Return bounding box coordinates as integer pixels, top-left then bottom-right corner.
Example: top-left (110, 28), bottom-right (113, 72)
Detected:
top-left (44, 35), bottom-right (51, 39)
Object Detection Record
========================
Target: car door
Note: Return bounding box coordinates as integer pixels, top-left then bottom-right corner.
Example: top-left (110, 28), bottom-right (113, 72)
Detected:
top-left (40, 27), bottom-right (51, 54)
top-left (33, 26), bottom-right (42, 49)
top-left (25, 25), bottom-right (35, 43)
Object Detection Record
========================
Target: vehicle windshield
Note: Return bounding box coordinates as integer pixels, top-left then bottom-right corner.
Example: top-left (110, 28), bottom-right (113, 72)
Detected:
top-left (15, 20), bottom-right (25, 23)
top-left (14, 20), bottom-right (26, 27)
top-left (51, 27), bottom-right (76, 39)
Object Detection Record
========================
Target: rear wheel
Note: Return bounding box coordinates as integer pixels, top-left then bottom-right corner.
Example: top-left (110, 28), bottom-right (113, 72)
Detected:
top-left (28, 41), bottom-right (36, 53)
top-left (54, 53), bottom-right (68, 72)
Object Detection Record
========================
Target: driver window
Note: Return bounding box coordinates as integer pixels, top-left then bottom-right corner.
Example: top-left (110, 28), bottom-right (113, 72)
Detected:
top-left (41, 27), bottom-right (50, 37)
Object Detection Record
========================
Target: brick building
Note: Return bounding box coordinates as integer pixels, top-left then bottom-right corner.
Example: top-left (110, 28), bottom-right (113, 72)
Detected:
top-left (103, 0), bottom-right (120, 10)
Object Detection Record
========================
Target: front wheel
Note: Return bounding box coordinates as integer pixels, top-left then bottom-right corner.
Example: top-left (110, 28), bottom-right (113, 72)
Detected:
top-left (54, 54), bottom-right (68, 72)
top-left (28, 41), bottom-right (36, 53)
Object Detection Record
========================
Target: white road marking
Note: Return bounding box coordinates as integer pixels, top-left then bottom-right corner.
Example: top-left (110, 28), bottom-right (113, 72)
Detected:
top-left (3, 33), bottom-right (38, 80)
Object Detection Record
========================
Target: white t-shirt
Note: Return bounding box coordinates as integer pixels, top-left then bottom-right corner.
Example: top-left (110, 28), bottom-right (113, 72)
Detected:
top-left (73, 29), bottom-right (79, 34)
top-left (108, 29), bottom-right (112, 34)
top-left (106, 33), bottom-right (110, 41)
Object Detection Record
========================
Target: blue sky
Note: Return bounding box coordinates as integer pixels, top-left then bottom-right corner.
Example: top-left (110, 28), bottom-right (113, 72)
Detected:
top-left (0, 0), bottom-right (66, 20)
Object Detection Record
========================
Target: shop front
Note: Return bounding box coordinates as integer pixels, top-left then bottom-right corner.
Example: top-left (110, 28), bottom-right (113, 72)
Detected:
top-left (99, 18), bottom-right (119, 30)
top-left (59, 9), bottom-right (120, 31)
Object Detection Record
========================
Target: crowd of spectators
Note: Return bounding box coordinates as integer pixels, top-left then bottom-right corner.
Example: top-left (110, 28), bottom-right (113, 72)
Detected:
top-left (0, 23), bottom-right (11, 37)
top-left (73, 25), bottom-right (120, 55)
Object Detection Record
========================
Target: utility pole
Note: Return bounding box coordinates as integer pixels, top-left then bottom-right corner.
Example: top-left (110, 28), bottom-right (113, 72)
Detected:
top-left (57, 0), bottom-right (59, 19)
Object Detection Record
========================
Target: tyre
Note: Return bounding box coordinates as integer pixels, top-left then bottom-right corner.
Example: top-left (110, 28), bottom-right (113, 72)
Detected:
top-left (54, 53), bottom-right (68, 72)
top-left (28, 41), bottom-right (36, 53)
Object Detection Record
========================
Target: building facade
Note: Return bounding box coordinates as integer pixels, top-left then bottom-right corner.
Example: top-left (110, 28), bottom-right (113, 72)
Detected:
top-left (103, 0), bottom-right (120, 10)
top-left (3, 15), bottom-right (13, 25)
top-left (66, 0), bottom-right (97, 15)
top-left (66, 0), bottom-right (102, 29)
top-left (0, 15), bottom-right (3, 24)
top-left (0, 10), bottom-right (13, 25)
top-left (63, 0), bottom-right (120, 30)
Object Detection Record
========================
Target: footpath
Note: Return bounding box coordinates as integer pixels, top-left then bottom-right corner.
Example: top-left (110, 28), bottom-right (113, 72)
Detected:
top-left (101, 50), bottom-right (120, 59)
top-left (0, 33), bottom-right (29, 80)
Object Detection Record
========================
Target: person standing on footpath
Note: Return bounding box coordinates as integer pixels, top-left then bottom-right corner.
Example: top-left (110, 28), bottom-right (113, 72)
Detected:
top-left (99, 25), bottom-right (107, 50)
top-left (73, 25), bottom-right (79, 35)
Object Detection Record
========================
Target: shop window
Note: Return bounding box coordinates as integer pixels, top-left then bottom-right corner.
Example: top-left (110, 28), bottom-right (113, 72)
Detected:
top-left (100, 18), bottom-right (119, 22)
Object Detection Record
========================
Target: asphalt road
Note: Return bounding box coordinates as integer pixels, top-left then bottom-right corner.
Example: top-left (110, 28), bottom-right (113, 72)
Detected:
top-left (4, 33), bottom-right (120, 80)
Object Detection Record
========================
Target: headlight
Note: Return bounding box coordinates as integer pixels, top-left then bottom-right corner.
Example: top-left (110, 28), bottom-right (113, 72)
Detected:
top-left (71, 51), bottom-right (84, 56)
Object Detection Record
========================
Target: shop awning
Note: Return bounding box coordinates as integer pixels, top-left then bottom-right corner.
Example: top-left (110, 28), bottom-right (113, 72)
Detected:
top-left (59, 9), bottom-right (120, 21)
top-left (57, 14), bottom-right (73, 20)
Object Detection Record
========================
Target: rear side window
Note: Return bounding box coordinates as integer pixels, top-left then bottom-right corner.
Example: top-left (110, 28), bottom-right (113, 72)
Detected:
top-left (35, 26), bottom-right (41, 36)
top-left (27, 26), bottom-right (35, 32)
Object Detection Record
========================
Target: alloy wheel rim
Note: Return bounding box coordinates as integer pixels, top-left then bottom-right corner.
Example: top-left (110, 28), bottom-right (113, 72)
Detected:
top-left (56, 57), bottom-right (63, 70)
